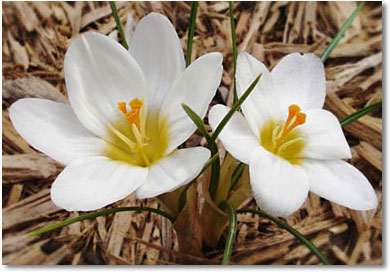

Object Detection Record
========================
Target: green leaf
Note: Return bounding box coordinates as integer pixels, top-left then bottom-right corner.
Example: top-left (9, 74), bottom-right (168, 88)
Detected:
top-left (211, 72), bottom-right (263, 142)
top-left (181, 103), bottom-right (212, 142)
top-left (237, 209), bottom-right (330, 265)
top-left (179, 1), bottom-right (199, 150)
top-left (29, 207), bottom-right (175, 236)
top-left (220, 201), bottom-right (237, 265)
top-left (229, 1), bottom-right (238, 104)
top-left (320, 2), bottom-right (376, 127)
top-left (181, 103), bottom-right (220, 200)
top-left (177, 182), bottom-right (193, 214)
top-left (186, 1), bottom-right (199, 67)
top-left (208, 73), bottom-right (262, 200)
top-left (110, 1), bottom-right (129, 50)
top-left (320, 2), bottom-right (364, 63)
top-left (201, 152), bottom-right (220, 176)
top-left (229, 162), bottom-right (245, 192)
top-left (340, 101), bottom-right (382, 127)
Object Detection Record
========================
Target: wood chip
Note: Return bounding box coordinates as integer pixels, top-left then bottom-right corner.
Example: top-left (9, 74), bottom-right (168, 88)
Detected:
top-left (3, 77), bottom-right (67, 105)
top-left (3, 153), bottom-right (63, 183)
top-left (355, 141), bottom-right (382, 171)
top-left (14, 2), bottom-right (39, 32)
top-left (3, 188), bottom-right (62, 230)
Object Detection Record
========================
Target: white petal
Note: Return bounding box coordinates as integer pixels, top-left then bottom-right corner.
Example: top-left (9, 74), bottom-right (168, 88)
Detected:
top-left (249, 148), bottom-right (309, 217)
top-left (64, 32), bottom-right (147, 139)
top-left (209, 104), bottom-right (259, 164)
top-left (51, 157), bottom-right (148, 211)
top-left (136, 147), bottom-right (210, 199)
top-left (236, 52), bottom-right (276, 134)
top-left (300, 109), bottom-right (351, 160)
top-left (271, 53), bottom-right (326, 111)
top-left (304, 159), bottom-right (378, 210)
top-left (129, 12), bottom-right (185, 110)
top-left (9, 98), bottom-right (103, 165)
top-left (160, 53), bottom-right (223, 153)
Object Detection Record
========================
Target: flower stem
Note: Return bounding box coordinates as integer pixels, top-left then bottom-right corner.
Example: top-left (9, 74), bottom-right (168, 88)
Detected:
top-left (229, 1), bottom-right (238, 104)
top-left (320, 2), bottom-right (363, 63)
top-left (109, 1), bottom-right (129, 50)
top-left (220, 201), bottom-right (237, 265)
top-left (28, 207), bottom-right (174, 236)
top-left (340, 101), bottom-right (382, 127)
top-left (211, 73), bottom-right (262, 142)
top-left (186, 1), bottom-right (199, 67)
top-left (237, 208), bottom-right (330, 265)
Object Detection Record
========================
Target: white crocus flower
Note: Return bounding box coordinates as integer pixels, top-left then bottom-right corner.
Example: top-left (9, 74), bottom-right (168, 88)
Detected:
top-left (10, 13), bottom-right (223, 211)
top-left (209, 52), bottom-right (378, 217)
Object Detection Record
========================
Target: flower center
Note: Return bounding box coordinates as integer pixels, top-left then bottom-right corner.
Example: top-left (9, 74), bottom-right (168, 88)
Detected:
top-left (260, 104), bottom-right (306, 164)
top-left (104, 98), bottom-right (169, 167)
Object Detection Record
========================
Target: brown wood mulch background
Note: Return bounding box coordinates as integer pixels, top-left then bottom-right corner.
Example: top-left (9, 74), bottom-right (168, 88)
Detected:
top-left (2, 1), bottom-right (382, 265)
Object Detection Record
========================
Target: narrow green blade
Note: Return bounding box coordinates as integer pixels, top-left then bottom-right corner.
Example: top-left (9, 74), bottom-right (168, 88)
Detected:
top-left (110, 1), bottom-right (129, 50)
top-left (237, 209), bottom-right (330, 265)
top-left (320, 2), bottom-right (364, 62)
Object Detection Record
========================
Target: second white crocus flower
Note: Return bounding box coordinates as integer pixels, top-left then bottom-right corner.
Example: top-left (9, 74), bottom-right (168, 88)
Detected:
top-left (209, 52), bottom-right (378, 217)
top-left (10, 13), bottom-right (223, 211)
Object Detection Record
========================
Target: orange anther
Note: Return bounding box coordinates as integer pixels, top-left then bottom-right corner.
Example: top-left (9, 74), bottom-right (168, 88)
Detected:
top-left (274, 104), bottom-right (306, 151)
top-left (295, 112), bottom-right (306, 125)
top-left (118, 102), bottom-right (127, 114)
top-left (288, 104), bottom-right (301, 116)
top-left (129, 98), bottom-right (143, 110)
top-left (118, 98), bottom-right (144, 130)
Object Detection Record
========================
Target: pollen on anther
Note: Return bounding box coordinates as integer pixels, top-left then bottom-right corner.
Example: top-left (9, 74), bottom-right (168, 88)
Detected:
top-left (129, 98), bottom-right (143, 110)
top-left (117, 98), bottom-right (145, 132)
top-left (274, 104), bottom-right (307, 151)
top-left (288, 104), bottom-right (301, 116)
top-left (118, 102), bottom-right (127, 114)
top-left (295, 112), bottom-right (306, 125)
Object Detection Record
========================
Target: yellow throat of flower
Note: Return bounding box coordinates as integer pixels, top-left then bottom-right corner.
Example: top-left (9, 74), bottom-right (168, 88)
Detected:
top-left (104, 98), bottom-right (169, 167)
top-left (260, 104), bottom-right (306, 164)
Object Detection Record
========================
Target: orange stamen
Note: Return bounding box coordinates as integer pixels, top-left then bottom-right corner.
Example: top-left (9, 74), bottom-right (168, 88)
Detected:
top-left (274, 104), bottom-right (306, 151)
top-left (118, 102), bottom-right (127, 114)
top-left (118, 99), bottom-right (143, 130)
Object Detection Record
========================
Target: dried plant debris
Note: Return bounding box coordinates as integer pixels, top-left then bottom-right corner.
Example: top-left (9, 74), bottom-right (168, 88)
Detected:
top-left (2, 1), bottom-right (382, 265)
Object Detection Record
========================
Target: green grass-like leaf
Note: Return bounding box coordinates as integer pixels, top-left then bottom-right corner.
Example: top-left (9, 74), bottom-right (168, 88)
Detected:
top-left (211, 73), bottom-right (262, 142)
top-left (229, 1), bottom-right (238, 103)
top-left (208, 73), bottom-right (261, 199)
top-left (237, 209), bottom-right (330, 265)
top-left (229, 162), bottom-right (246, 192)
top-left (220, 201), bottom-right (237, 265)
top-left (320, 3), bottom-right (379, 126)
top-left (181, 103), bottom-right (212, 142)
top-left (29, 207), bottom-right (175, 236)
top-left (180, 1), bottom-right (199, 150)
top-left (181, 103), bottom-right (220, 200)
top-left (110, 1), bottom-right (129, 50)
top-left (320, 2), bottom-right (364, 63)
top-left (340, 101), bottom-right (382, 127)
top-left (186, 1), bottom-right (199, 67)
